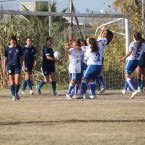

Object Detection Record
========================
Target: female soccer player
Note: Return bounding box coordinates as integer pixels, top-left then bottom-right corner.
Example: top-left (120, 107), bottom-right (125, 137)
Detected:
top-left (79, 37), bottom-right (102, 99)
top-left (96, 28), bottom-right (113, 94)
top-left (36, 37), bottom-right (60, 96)
top-left (119, 32), bottom-right (145, 99)
top-left (4, 35), bottom-right (22, 101)
top-left (21, 37), bottom-right (37, 95)
top-left (64, 39), bottom-right (83, 99)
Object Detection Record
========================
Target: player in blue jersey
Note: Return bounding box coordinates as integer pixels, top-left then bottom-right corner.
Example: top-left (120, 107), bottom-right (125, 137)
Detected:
top-left (96, 28), bottom-right (113, 94)
top-left (4, 35), bottom-right (23, 101)
top-left (21, 37), bottom-right (37, 95)
top-left (36, 37), bottom-right (60, 96)
top-left (64, 39), bottom-right (83, 99)
top-left (119, 32), bottom-right (145, 99)
top-left (79, 37), bottom-right (102, 99)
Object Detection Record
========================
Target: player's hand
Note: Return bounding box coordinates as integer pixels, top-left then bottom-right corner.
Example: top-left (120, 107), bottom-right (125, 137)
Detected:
top-left (56, 59), bottom-right (62, 65)
top-left (118, 58), bottom-right (124, 63)
top-left (33, 60), bottom-right (37, 67)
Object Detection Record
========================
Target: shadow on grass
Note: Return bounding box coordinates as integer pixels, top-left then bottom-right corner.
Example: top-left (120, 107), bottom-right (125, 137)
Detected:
top-left (0, 119), bottom-right (145, 126)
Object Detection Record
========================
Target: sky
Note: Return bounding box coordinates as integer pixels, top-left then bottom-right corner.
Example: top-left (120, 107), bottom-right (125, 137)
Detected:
top-left (0, 0), bottom-right (115, 13)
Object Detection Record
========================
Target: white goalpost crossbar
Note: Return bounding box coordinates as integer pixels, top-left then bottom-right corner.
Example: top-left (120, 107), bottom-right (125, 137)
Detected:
top-left (0, 10), bottom-right (130, 52)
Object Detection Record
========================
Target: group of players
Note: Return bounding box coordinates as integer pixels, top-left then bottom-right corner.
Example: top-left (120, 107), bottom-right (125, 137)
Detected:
top-left (3, 29), bottom-right (145, 101)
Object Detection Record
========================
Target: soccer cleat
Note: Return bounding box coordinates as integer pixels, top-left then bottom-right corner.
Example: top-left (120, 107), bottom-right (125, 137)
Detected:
top-left (66, 94), bottom-right (72, 99)
top-left (77, 94), bottom-right (87, 99)
top-left (52, 92), bottom-right (57, 96)
top-left (137, 87), bottom-right (143, 93)
top-left (89, 95), bottom-right (96, 99)
top-left (121, 89), bottom-right (126, 94)
top-left (30, 90), bottom-right (34, 95)
top-left (98, 87), bottom-right (105, 94)
top-left (16, 94), bottom-right (20, 100)
top-left (72, 95), bottom-right (78, 99)
top-left (11, 96), bottom-right (16, 102)
top-left (36, 85), bottom-right (41, 95)
top-left (21, 91), bottom-right (25, 95)
top-left (130, 90), bottom-right (138, 100)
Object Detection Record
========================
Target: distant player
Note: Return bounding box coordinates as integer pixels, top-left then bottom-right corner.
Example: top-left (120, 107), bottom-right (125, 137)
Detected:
top-left (4, 35), bottom-right (23, 101)
top-left (79, 37), bottom-right (102, 99)
top-left (21, 37), bottom-right (37, 95)
top-left (119, 32), bottom-right (145, 99)
top-left (64, 39), bottom-right (83, 99)
top-left (96, 28), bottom-right (113, 94)
top-left (36, 37), bottom-right (60, 96)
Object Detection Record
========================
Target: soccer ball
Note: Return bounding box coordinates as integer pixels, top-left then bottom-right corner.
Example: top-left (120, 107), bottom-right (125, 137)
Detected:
top-left (54, 51), bottom-right (62, 59)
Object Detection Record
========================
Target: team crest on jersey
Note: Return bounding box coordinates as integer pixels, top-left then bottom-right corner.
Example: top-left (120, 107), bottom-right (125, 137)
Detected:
top-left (9, 51), bottom-right (12, 54)
top-left (8, 70), bottom-right (12, 74)
top-left (44, 71), bottom-right (47, 75)
top-left (16, 49), bottom-right (19, 52)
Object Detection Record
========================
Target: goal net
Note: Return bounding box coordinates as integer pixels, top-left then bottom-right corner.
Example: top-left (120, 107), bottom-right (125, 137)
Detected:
top-left (0, 4), bottom-right (129, 90)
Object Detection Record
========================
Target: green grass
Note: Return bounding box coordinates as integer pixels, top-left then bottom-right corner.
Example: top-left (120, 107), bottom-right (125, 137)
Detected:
top-left (0, 90), bottom-right (145, 145)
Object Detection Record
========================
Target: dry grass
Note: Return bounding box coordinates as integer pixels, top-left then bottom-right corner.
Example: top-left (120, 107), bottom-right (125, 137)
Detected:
top-left (0, 89), bottom-right (145, 145)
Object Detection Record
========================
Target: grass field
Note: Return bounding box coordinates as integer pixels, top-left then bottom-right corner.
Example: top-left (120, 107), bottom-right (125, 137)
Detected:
top-left (0, 89), bottom-right (145, 145)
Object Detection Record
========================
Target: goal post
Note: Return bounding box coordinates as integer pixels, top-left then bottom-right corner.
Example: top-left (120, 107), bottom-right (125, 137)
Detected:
top-left (0, 9), bottom-right (130, 89)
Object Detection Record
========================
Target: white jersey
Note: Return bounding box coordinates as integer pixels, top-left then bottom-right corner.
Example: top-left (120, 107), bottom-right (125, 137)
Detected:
top-left (85, 47), bottom-right (102, 65)
top-left (81, 45), bottom-right (90, 64)
top-left (127, 41), bottom-right (145, 60)
top-left (68, 48), bottom-right (83, 73)
top-left (97, 37), bottom-right (108, 59)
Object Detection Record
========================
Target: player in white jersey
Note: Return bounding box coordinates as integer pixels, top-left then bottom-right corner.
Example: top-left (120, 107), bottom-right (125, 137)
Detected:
top-left (96, 28), bottom-right (113, 94)
top-left (79, 38), bottom-right (103, 99)
top-left (119, 32), bottom-right (145, 99)
top-left (80, 39), bottom-right (89, 73)
top-left (64, 40), bottom-right (83, 99)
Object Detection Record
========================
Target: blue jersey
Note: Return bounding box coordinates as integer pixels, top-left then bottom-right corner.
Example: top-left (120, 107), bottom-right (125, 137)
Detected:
top-left (4, 45), bottom-right (22, 67)
top-left (42, 45), bottom-right (55, 68)
top-left (22, 46), bottom-right (37, 66)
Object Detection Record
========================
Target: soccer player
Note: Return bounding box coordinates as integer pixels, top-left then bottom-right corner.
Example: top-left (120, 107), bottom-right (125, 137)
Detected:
top-left (36, 37), bottom-right (60, 96)
top-left (96, 28), bottom-right (113, 94)
top-left (4, 35), bottom-right (23, 101)
top-left (79, 37), bottom-right (102, 99)
top-left (135, 43), bottom-right (145, 93)
top-left (119, 32), bottom-right (145, 99)
top-left (64, 39), bottom-right (83, 99)
top-left (21, 37), bottom-right (37, 95)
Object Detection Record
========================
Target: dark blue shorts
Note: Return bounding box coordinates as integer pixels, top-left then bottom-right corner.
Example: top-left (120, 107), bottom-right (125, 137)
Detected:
top-left (22, 65), bottom-right (33, 73)
top-left (7, 65), bottom-right (21, 75)
top-left (41, 67), bottom-right (55, 76)
top-left (83, 65), bottom-right (102, 80)
top-left (124, 60), bottom-right (139, 74)
top-left (69, 73), bottom-right (82, 81)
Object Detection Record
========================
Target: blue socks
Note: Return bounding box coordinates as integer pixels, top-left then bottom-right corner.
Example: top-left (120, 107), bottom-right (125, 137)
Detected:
top-left (126, 79), bottom-right (136, 92)
top-left (80, 80), bottom-right (87, 95)
top-left (67, 84), bottom-right (74, 95)
top-left (22, 80), bottom-right (27, 91)
top-left (27, 80), bottom-right (32, 90)
top-left (15, 84), bottom-right (20, 95)
top-left (51, 81), bottom-right (56, 93)
top-left (89, 82), bottom-right (96, 96)
top-left (74, 85), bottom-right (79, 95)
top-left (10, 85), bottom-right (15, 97)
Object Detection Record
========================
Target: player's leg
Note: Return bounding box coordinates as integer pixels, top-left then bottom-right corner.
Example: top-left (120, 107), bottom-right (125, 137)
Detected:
top-left (49, 72), bottom-right (57, 96)
top-left (97, 72), bottom-right (105, 94)
top-left (9, 74), bottom-right (15, 101)
top-left (89, 65), bottom-right (102, 99)
top-left (66, 73), bottom-right (75, 99)
top-left (36, 67), bottom-right (49, 94)
top-left (136, 65), bottom-right (142, 92)
top-left (72, 73), bottom-right (82, 99)
top-left (7, 67), bottom-right (15, 101)
top-left (14, 73), bottom-right (21, 100)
